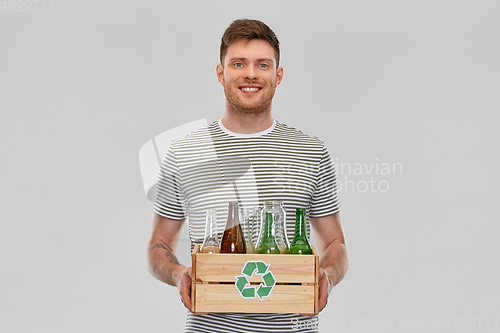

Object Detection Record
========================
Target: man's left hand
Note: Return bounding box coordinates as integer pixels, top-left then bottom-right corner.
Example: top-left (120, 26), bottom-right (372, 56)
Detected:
top-left (317, 267), bottom-right (332, 313)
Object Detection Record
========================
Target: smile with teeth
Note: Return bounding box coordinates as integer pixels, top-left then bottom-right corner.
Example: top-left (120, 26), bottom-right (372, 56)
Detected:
top-left (240, 87), bottom-right (261, 92)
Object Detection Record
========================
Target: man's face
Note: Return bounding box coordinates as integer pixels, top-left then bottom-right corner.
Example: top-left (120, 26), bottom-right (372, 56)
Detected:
top-left (217, 39), bottom-right (283, 114)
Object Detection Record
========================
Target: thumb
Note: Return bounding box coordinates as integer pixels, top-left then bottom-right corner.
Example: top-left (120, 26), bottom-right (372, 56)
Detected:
top-left (320, 268), bottom-right (333, 294)
top-left (175, 266), bottom-right (191, 290)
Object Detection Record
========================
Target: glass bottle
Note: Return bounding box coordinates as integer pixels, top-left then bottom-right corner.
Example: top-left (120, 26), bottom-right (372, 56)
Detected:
top-left (259, 201), bottom-right (289, 254)
top-left (240, 207), bottom-right (255, 254)
top-left (290, 208), bottom-right (313, 255)
top-left (275, 201), bottom-right (290, 254)
top-left (200, 208), bottom-right (220, 254)
top-left (258, 212), bottom-right (281, 254)
top-left (252, 206), bottom-right (263, 252)
top-left (220, 202), bottom-right (246, 253)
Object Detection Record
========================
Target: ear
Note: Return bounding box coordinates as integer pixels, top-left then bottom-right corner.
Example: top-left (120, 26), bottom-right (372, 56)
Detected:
top-left (216, 64), bottom-right (225, 86)
top-left (275, 66), bottom-right (283, 87)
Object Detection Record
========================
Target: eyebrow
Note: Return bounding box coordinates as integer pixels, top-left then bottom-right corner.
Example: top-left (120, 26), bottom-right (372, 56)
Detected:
top-left (229, 57), bottom-right (274, 63)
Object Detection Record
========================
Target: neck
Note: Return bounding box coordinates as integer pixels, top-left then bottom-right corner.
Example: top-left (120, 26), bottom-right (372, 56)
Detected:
top-left (222, 103), bottom-right (274, 134)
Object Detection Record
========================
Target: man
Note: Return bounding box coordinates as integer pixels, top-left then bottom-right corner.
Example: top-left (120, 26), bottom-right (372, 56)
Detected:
top-left (148, 19), bottom-right (348, 332)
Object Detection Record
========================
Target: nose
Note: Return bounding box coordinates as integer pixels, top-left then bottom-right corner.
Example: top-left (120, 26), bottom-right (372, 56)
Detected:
top-left (244, 66), bottom-right (258, 81)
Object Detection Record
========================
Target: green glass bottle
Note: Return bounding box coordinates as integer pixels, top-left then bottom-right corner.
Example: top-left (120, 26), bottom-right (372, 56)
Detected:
top-left (258, 212), bottom-right (280, 254)
top-left (290, 208), bottom-right (313, 255)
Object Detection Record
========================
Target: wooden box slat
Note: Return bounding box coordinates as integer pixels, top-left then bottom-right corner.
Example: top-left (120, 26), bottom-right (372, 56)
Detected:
top-left (194, 284), bottom-right (315, 314)
top-left (195, 253), bottom-right (316, 283)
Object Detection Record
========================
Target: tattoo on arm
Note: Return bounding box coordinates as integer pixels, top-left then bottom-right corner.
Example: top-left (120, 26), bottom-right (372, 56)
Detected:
top-left (148, 243), bottom-right (180, 264)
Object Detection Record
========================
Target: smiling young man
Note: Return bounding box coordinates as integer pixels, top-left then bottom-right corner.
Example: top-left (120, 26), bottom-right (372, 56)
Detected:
top-left (148, 19), bottom-right (348, 333)
top-left (216, 37), bottom-right (283, 134)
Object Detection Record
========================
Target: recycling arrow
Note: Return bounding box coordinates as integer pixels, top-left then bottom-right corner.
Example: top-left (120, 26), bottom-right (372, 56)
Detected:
top-left (256, 261), bottom-right (269, 274)
top-left (256, 285), bottom-right (273, 300)
top-left (242, 262), bottom-right (257, 277)
top-left (262, 271), bottom-right (275, 287)
top-left (236, 276), bottom-right (248, 292)
top-left (235, 260), bottom-right (276, 301)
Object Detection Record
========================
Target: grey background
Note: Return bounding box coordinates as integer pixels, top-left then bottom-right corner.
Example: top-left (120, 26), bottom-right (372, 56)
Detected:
top-left (1, 1), bottom-right (499, 332)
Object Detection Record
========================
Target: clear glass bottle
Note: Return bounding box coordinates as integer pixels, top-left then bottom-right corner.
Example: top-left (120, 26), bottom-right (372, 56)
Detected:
top-left (252, 206), bottom-right (263, 252)
top-left (259, 201), bottom-right (289, 254)
top-left (289, 208), bottom-right (313, 255)
top-left (258, 212), bottom-right (281, 254)
top-left (220, 202), bottom-right (246, 253)
top-left (200, 209), bottom-right (220, 253)
top-left (240, 207), bottom-right (255, 254)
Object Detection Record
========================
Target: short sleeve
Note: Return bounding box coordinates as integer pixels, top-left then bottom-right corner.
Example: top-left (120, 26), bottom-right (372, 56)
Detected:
top-left (153, 143), bottom-right (186, 220)
top-left (309, 144), bottom-right (341, 218)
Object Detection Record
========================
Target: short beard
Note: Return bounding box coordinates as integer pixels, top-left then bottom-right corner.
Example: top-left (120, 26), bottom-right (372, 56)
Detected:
top-left (223, 86), bottom-right (275, 115)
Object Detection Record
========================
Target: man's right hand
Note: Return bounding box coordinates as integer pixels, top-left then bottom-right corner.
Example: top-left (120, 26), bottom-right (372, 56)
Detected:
top-left (148, 214), bottom-right (211, 314)
top-left (148, 215), bottom-right (196, 311)
top-left (177, 266), bottom-right (193, 311)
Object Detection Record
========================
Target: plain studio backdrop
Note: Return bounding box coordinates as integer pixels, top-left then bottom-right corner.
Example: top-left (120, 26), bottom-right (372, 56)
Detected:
top-left (1, 1), bottom-right (499, 332)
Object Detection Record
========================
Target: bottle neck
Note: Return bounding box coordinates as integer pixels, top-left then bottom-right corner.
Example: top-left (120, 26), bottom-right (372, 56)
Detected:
top-left (205, 209), bottom-right (217, 237)
top-left (264, 212), bottom-right (275, 238)
top-left (207, 219), bottom-right (217, 238)
top-left (227, 202), bottom-right (240, 228)
top-left (295, 209), bottom-right (307, 237)
top-left (264, 200), bottom-right (282, 209)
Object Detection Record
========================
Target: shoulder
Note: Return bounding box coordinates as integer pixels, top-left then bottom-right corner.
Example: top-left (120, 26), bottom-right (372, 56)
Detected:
top-left (271, 121), bottom-right (326, 148)
top-left (171, 121), bottom-right (222, 148)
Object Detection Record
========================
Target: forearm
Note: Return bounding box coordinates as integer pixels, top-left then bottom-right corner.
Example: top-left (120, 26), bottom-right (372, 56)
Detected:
top-left (319, 240), bottom-right (349, 291)
top-left (310, 213), bottom-right (349, 292)
top-left (147, 242), bottom-right (186, 287)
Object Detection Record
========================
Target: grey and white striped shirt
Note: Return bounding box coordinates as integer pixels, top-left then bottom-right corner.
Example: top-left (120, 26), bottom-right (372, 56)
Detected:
top-left (154, 119), bottom-right (341, 333)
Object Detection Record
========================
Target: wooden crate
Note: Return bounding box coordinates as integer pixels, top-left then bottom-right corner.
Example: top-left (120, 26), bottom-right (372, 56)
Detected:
top-left (191, 244), bottom-right (319, 315)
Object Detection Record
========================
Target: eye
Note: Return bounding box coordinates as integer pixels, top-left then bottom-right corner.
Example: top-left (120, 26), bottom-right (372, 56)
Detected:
top-left (259, 64), bottom-right (269, 68)
top-left (234, 63), bottom-right (244, 68)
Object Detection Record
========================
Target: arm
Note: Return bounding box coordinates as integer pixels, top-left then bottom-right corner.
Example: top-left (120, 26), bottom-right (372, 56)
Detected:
top-left (147, 213), bottom-right (192, 311)
top-left (310, 212), bottom-right (349, 313)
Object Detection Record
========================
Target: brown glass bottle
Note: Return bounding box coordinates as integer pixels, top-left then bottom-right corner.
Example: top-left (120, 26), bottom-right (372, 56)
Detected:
top-left (220, 202), bottom-right (246, 253)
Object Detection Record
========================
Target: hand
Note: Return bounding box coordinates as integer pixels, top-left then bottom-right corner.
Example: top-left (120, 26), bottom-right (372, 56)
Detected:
top-left (317, 268), bottom-right (333, 313)
top-left (177, 267), bottom-right (192, 312)
top-left (300, 268), bottom-right (332, 316)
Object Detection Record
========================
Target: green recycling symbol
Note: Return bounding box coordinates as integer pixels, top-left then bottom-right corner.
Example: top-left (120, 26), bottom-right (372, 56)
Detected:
top-left (235, 261), bottom-right (276, 301)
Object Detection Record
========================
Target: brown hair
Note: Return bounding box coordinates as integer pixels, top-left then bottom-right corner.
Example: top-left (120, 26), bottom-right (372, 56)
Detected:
top-left (220, 19), bottom-right (280, 67)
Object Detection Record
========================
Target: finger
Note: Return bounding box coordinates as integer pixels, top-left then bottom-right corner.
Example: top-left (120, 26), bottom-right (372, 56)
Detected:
top-left (180, 295), bottom-right (192, 311)
top-left (180, 286), bottom-right (192, 311)
top-left (316, 270), bottom-right (329, 313)
top-left (179, 271), bottom-right (193, 311)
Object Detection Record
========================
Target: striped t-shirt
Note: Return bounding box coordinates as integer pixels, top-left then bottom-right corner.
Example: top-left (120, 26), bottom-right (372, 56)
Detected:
top-left (154, 119), bottom-right (341, 333)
